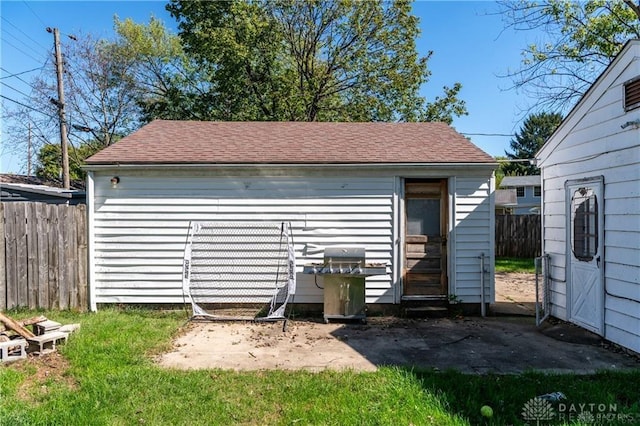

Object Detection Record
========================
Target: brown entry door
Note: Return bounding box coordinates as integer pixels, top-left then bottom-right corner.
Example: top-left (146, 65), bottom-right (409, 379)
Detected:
top-left (403, 180), bottom-right (448, 297)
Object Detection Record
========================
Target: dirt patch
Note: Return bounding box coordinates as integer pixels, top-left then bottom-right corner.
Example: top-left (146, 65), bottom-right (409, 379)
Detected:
top-left (11, 351), bottom-right (77, 403)
top-left (495, 272), bottom-right (536, 303)
top-left (160, 320), bottom-right (377, 372)
top-left (492, 272), bottom-right (537, 316)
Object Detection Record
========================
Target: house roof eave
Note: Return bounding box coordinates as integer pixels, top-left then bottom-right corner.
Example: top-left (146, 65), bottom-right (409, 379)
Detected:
top-left (83, 161), bottom-right (499, 172)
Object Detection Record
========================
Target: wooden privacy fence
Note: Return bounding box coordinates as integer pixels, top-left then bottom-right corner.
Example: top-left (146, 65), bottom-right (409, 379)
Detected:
top-left (495, 214), bottom-right (541, 258)
top-left (1, 202), bottom-right (87, 311)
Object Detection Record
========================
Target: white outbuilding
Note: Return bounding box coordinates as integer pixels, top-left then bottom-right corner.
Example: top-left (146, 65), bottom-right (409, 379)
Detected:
top-left (536, 40), bottom-right (640, 354)
top-left (84, 120), bottom-right (497, 314)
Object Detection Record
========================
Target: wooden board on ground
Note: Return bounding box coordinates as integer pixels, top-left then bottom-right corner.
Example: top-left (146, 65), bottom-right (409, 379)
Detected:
top-left (0, 312), bottom-right (35, 338)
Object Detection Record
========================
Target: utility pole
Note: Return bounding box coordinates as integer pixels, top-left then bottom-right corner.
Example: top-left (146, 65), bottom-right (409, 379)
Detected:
top-left (27, 123), bottom-right (32, 176)
top-left (48, 27), bottom-right (70, 189)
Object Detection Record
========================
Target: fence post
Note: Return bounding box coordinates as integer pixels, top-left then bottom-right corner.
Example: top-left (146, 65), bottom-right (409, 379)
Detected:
top-left (76, 204), bottom-right (88, 310)
top-left (26, 202), bottom-right (38, 309)
top-left (36, 202), bottom-right (49, 308)
top-left (0, 203), bottom-right (5, 310)
top-left (5, 203), bottom-right (18, 309)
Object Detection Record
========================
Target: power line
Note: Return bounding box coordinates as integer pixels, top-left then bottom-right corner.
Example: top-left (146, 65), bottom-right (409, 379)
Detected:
top-left (0, 94), bottom-right (57, 120)
top-left (22, 0), bottom-right (47, 27)
top-left (460, 132), bottom-right (514, 137)
top-left (1, 38), bottom-right (44, 63)
top-left (1, 16), bottom-right (50, 52)
top-left (0, 24), bottom-right (49, 58)
top-left (495, 158), bottom-right (535, 163)
top-left (0, 67), bottom-right (43, 95)
top-left (0, 80), bottom-right (33, 99)
top-left (0, 66), bottom-right (46, 80)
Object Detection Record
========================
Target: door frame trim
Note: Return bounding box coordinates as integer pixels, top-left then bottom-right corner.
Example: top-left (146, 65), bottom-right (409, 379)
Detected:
top-left (400, 178), bottom-right (449, 299)
top-left (393, 177), bottom-right (403, 304)
top-left (564, 176), bottom-right (605, 335)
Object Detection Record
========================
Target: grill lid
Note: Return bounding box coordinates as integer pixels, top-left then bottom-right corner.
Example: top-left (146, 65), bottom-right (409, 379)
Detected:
top-left (324, 246), bottom-right (365, 263)
top-left (303, 246), bottom-right (387, 276)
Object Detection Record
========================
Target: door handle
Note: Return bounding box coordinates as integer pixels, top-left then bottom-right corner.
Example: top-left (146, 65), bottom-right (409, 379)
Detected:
top-left (596, 255), bottom-right (601, 267)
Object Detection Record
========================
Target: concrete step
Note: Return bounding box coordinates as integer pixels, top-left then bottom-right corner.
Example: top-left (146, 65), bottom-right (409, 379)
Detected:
top-left (403, 306), bottom-right (450, 318)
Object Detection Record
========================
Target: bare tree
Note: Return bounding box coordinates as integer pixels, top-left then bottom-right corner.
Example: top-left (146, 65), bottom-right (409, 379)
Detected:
top-left (3, 17), bottom-right (201, 177)
top-left (499, 0), bottom-right (640, 112)
top-left (56, 32), bottom-right (141, 147)
top-left (1, 102), bottom-right (57, 175)
top-left (1, 31), bottom-right (143, 178)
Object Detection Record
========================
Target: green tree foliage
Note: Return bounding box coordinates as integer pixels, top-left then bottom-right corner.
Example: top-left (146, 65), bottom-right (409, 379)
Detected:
top-left (5, 2), bottom-right (468, 177)
top-left (502, 112), bottom-right (562, 176)
top-left (499, 0), bottom-right (640, 111)
top-left (111, 16), bottom-right (210, 122)
top-left (35, 141), bottom-right (103, 182)
top-left (165, 0), bottom-right (466, 123)
top-left (494, 155), bottom-right (507, 188)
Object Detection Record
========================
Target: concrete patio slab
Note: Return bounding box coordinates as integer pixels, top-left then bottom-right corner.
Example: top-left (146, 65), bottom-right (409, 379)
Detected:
top-left (158, 316), bottom-right (639, 374)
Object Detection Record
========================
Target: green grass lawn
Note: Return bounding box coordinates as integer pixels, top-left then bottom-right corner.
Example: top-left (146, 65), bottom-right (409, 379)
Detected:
top-left (1, 309), bottom-right (638, 425)
top-left (495, 257), bottom-right (537, 274)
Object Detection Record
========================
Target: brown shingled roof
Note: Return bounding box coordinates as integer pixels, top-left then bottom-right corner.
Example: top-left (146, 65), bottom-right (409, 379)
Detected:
top-left (85, 120), bottom-right (494, 165)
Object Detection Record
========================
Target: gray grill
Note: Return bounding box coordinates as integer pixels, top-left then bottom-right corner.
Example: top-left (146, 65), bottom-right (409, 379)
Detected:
top-left (303, 247), bottom-right (386, 276)
top-left (304, 247), bottom-right (387, 323)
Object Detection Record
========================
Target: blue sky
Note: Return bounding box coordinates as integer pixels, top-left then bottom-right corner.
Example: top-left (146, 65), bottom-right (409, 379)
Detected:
top-left (1, 1), bottom-right (543, 174)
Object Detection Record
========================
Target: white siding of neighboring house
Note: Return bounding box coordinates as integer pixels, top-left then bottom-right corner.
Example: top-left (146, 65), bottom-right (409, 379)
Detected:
top-left (538, 42), bottom-right (640, 353)
top-left (451, 176), bottom-right (495, 303)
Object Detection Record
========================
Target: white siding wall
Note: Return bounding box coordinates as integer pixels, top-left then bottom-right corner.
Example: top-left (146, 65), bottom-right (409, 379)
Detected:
top-left (91, 171), bottom-right (395, 305)
top-left (452, 177), bottom-right (495, 302)
top-left (540, 50), bottom-right (640, 352)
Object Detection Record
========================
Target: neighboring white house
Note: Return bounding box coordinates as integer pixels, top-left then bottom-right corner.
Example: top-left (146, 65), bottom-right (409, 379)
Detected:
top-left (84, 120), bottom-right (497, 313)
top-left (499, 175), bottom-right (541, 214)
top-left (536, 40), bottom-right (640, 354)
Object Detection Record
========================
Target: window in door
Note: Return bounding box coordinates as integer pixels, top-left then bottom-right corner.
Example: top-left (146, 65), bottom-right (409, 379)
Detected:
top-left (571, 187), bottom-right (598, 261)
top-left (406, 199), bottom-right (440, 236)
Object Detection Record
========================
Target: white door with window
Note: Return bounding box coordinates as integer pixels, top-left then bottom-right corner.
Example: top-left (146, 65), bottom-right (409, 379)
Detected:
top-left (566, 177), bottom-right (604, 335)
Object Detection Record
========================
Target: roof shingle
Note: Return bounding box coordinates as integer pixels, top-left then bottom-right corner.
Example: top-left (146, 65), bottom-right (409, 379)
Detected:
top-left (85, 120), bottom-right (495, 165)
